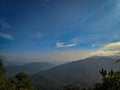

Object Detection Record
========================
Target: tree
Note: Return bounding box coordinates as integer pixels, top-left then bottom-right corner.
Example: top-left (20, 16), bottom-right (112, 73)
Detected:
top-left (58, 85), bottom-right (82, 90)
top-left (0, 57), bottom-right (6, 75)
top-left (115, 59), bottom-right (120, 64)
top-left (91, 69), bottom-right (120, 90)
top-left (0, 57), bottom-right (9, 90)
top-left (0, 57), bottom-right (36, 90)
top-left (15, 72), bottom-right (35, 90)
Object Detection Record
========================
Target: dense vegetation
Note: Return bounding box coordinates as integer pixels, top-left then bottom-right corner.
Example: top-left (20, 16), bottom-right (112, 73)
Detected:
top-left (0, 57), bottom-right (36, 90)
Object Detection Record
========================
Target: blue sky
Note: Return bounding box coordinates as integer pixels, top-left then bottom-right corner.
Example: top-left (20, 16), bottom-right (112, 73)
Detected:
top-left (0, 0), bottom-right (120, 63)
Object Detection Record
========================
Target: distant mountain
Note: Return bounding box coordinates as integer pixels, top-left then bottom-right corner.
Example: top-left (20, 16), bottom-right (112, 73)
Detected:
top-left (33, 56), bottom-right (120, 89)
top-left (5, 62), bottom-right (54, 76)
top-left (4, 61), bottom-right (26, 66)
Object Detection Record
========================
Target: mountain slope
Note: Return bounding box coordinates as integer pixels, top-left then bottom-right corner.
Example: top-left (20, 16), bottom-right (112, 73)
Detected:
top-left (6, 62), bottom-right (54, 76)
top-left (31, 75), bottom-right (57, 90)
top-left (36, 56), bottom-right (119, 87)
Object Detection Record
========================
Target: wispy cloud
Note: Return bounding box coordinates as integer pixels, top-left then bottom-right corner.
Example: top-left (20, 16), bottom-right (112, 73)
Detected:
top-left (0, 20), bottom-right (12, 29)
top-left (0, 32), bottom-right (14, 40)
top-left (36, 32), bottom-right (43, 38)
top-left (91, 43), bottom-right (103, 47)
top-left (117, 1), bottom-right (120, 7)
top-left (79, 0), bottom-right (120, 36)
top-left (91, 44), bottom-right (96, 47)
top-left (91, 42), bottom-right (120, 56)
top-left (30, 32), bottom-right (43, 39)
top-left (56, 41), bottom-right (77, 48)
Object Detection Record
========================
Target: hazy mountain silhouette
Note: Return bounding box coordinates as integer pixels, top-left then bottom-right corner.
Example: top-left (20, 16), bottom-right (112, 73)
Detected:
top-left (33, 56), bottom-right (119, 89)
top-left (5, 62), bottom-right (54, 76)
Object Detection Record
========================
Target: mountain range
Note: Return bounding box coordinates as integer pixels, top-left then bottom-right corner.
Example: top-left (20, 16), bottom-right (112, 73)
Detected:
top-left (6, 56), bottom-right (120, 90)
top-left (5, 62), bottom-right (54, 76)
top-left (32, 56), bottom-right (120, 90)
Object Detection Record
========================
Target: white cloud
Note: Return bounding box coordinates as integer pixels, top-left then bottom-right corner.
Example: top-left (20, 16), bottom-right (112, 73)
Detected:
top-left (0, 32), bottom-right (14, 40)
top-left (91, 43), bottom-right (103, 47)
top-left (91, 44), bottom-right (96, 47)
top-left (65, 43), bottom-right (77, 47)
top-left (56, 41), bottom-right (77, 48)
top-left (101, 42), bottom-right (120, 50)
top-left (56, 42), bottom-right (64, 48)
top-left (91, 42), bottom-right (120, 56)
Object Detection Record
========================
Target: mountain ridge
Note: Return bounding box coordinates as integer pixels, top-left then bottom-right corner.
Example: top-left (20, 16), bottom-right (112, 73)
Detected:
top-left (5, 62), bottom-right (54, 76)
top-left (34, 56), bottom-right (119, 88)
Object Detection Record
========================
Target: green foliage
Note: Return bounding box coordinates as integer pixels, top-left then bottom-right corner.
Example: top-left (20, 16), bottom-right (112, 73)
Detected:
top-left (115, 59), bottom-right (120, 64)
top-left (89, 69), bottom-right (120, 90)
top-left (0, 57), bottom-right (9, 90)
top-left (0, 57), bottom-right (6, 75)
top-left (0, 57), bottom-right (36, 90)
top-left (15, 72), bottom-right (35, 90)
top-left (58, 85), bottom-right (82, 90)
top-left (99, 68), bottom-right (107, 77)
top-left (100, 69), bottom-right (120, 90)
top-left (32, 75), bottom-right (56, 90)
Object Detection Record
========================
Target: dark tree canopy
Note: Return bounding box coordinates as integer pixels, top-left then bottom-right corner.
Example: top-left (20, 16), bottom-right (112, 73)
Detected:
top-left (0, 57), bottom-right (36, 90)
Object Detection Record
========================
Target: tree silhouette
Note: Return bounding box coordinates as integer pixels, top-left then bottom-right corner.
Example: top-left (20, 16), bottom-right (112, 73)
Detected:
top-left (0, 57), bottom-right (10, 90)
top-left (0, 57), bottom-right (36, 90)
top-left (15, 72), bottom-right (35, 90)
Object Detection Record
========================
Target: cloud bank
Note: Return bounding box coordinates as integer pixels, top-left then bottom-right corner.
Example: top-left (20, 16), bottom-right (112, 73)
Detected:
top-left (92, 42), bottom-right (120, 56)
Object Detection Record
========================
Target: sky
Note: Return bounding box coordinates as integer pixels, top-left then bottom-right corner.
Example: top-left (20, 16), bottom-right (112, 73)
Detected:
top-left (0, 0), bottom-right (120, 63)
